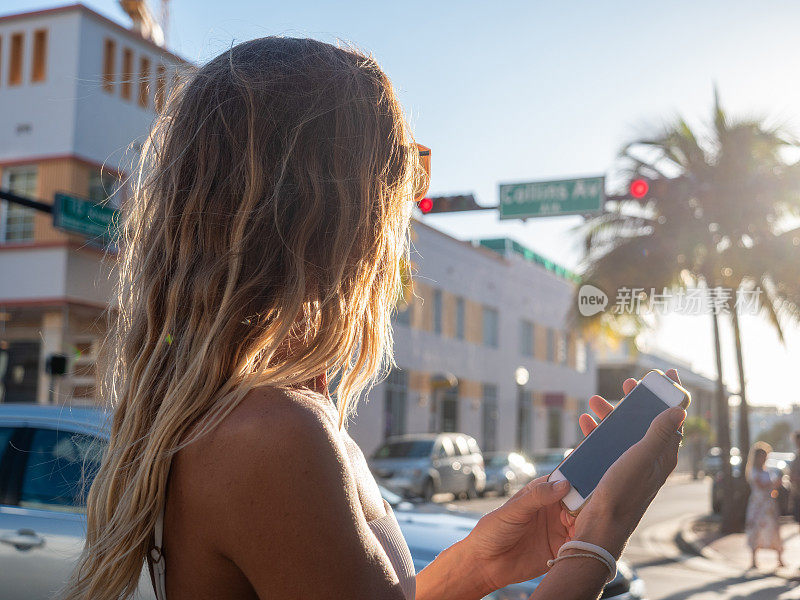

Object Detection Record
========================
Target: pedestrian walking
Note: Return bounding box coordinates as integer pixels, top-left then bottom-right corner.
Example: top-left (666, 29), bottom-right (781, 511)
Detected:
top-left (745, 441), bottom-right (784, 569)
top-left (789, 433), bottom-right (800, 532)
top-left (60, 37), bottom-right (686, 600)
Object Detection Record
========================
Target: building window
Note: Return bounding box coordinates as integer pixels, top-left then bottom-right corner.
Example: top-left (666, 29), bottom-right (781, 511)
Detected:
top-left (155, 63), bottom-right (167, 112)
top-left (516, 388), bottom-right (532, 452)
top-left (394, 302), bottom-right (411, 327)
top-left (88, 170), bottom-right (121, 206)
top-left (455, 297), bottom-right (465, 339)
top-left (383, 369), bottom-right (408, 439)
top-left (546, 328), bottom-right (555, 362)
top-left (556, 331), bottom-right (567, 364)
top-left (574, 337), bottom-right (587, 372)
top-left (31, 29), bottom-right (47, 83)
top-left (547, 407), bottom-right (562, 448)
top-left (481, 384), bottom-right (498, 452)
top-left (121, 48), bottom-right (133, 100)
top-left (482, 307), bottom-right (499, 348)
top-left (520, 320), bottom-right (534, 356)
top-left (9, 32), bottom-right (24, 86)
top-left (433, 289), bottom-right (442, 335)
top-left (1, 166), bottom-right (37, 243)
top-left (138, 56), bottom-right (151, 108)
top-left (102, 38), bottom-right (116, 92)
top-left (440, 385), bottom-right (459, 433)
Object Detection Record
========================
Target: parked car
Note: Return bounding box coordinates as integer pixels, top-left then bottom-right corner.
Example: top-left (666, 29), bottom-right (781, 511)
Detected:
top-left (711, 452), bottom-right (795, 515)
top-left (370, 433), bottom-right (486, 501)
top-left (379, 485), bottom-right (647, 599)
top-left (702, 446), bottom-right (741, 477)
top-left (0, 404), bottom-right (155, 600)
top-left (483, 452), bottom-right (537, 496)
top-left (530, 448), bottom-right (573, 477)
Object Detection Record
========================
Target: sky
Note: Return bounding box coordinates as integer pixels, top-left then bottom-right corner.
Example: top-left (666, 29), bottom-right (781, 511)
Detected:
top-left (8, 0), bottom-right (800, 409)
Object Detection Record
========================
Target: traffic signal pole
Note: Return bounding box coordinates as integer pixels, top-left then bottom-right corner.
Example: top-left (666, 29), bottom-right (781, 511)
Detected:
top-left (0, 188), bottom-right (52, 213)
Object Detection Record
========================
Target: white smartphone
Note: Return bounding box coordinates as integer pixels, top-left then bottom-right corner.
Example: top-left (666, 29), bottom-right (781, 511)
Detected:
top-left (548, 369), bottom-right (690, 514)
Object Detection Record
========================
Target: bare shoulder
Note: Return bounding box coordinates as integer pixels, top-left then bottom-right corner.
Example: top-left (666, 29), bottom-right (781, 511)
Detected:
top-left (176, 386), bottom-right (345, 493)
top-left (169, 386), bottom-right (404, 597)
top-left (214, 386), bottom-right (341, 451)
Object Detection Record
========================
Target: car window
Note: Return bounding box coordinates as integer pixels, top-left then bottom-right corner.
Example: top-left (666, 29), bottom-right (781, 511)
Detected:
top-left (487, 455), bottom-right (508, 467)
top-left (0, 427), bottom-right (14, 464)
top-left (438, 437), bottom-right (454, 457)
top-left (374, 440), bottom-right (435, 459)
top-left (19, 428), bottom-right (106, 513)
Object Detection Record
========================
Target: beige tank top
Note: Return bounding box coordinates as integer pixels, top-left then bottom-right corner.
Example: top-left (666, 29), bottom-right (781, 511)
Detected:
top-left (150, 498), bottom-right (416, 599)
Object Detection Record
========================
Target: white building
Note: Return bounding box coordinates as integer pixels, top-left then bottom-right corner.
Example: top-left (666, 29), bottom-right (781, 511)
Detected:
top-left (348, 223), bottom-right (597, 456)
top-left (0, 4), bottom-right (186, 403)
top-left (0, 5), bottom-right (596, 460)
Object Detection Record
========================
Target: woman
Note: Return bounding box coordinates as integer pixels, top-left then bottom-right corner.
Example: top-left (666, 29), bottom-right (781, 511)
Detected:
top-left (745, 441), bottom-right (784, 569)
top-left (63, 37), bottom-right (686, 600)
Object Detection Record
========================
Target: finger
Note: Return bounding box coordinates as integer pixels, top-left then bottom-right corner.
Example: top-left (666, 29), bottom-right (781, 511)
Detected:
top-left (589, 395), bottom-right (614, 421)
top-left (560, 509), bottom-right (570, 529)
top-left (665, 368), bottom-right (681, 385)
top-left (642, 407), bottom-right (687, 454)
top-left (622, 378), bottom-right (638, 396)
top-left (502, 479), bottom-right (571, 523)
top-left (579, 413), bottom-right (598, 437)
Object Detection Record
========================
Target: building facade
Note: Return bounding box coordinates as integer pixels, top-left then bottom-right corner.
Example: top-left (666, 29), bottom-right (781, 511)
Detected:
top-left (0, 4), bottom-right (186, 404)
top-left (594, 342), bottom-right (719, 423)
top-left (347, 223), bottom-right (597, 456)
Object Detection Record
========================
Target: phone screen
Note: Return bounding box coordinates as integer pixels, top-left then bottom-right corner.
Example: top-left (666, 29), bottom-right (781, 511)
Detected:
top-left (559, 383), bottom-right (669, 498)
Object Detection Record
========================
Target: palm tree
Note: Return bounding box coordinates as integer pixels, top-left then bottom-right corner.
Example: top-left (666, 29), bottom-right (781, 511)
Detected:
top-left (579, 90), bottom-right (800, 533)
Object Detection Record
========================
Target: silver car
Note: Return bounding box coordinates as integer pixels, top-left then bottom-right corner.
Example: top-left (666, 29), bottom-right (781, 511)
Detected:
top-left (0, 404), bottom-right (155, 600)
top-left (370, 433), bottom-right (486, 501)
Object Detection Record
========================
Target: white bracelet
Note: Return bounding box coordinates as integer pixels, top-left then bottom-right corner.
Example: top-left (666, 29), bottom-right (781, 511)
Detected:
top-left (546, 540), bottom-right (617, 583)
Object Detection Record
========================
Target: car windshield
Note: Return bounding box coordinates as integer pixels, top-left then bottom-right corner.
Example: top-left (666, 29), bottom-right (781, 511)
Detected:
top-left (378, 485), bottom-right (404, 506)
top-left (374, 440), bottom-right (434, 459)
top-left (533, 452), bottom-right (564, 463)
top-left (487, 454), bottom-right (509, 467)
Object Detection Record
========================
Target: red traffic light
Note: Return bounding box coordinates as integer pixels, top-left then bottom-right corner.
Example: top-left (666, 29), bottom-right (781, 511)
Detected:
top-left (418, 197), bottom-right (433, 213)
top-left (630, 179), bottom-right (649, 199)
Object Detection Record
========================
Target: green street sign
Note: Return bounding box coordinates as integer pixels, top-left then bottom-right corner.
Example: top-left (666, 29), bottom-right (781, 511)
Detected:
top-left (499, 175), bottom-right (605, 219)
top-left (53, 192), bottom-right (119, 243)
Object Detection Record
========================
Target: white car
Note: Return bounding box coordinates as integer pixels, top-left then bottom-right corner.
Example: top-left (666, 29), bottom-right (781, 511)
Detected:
top-left (0, 404), bottom-right (155, 600)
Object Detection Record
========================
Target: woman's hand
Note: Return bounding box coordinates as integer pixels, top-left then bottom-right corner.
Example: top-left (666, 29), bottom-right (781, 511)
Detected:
top-left (460, 476), bottom-right (575, 591)
top-left (573, 369), bottom-right (686, 558)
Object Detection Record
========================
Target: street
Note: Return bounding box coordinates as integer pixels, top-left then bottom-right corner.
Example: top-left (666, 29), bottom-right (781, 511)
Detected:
top-left (451, 477), bottom-right (800, 599)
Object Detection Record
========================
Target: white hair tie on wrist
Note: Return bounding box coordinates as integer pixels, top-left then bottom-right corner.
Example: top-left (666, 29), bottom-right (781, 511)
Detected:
top-left (546, 540), bottom-right (617, 583)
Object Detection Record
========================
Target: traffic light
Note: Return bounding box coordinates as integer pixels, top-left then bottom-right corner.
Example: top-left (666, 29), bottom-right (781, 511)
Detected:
top-left (46, 353), bottom-right (68, 376)
top-left (418, 194), bottom-right (492, 215)
top-left (418, 197), bottom-right (433, 213)
top-left (606, 176), bottom-right (684, 203)
top-left (630, 178), bottom-right (649, 199)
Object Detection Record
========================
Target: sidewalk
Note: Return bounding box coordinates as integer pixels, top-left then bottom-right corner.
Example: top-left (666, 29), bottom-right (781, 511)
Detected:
top-left (680, 515), bottom-right (800, 579)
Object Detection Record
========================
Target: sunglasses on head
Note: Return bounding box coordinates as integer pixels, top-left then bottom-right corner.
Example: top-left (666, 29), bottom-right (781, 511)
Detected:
top-left (414, 143), bottom-right (431, 203)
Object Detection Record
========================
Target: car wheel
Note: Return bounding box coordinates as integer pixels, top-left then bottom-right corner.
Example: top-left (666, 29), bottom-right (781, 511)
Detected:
top-left (422, 478), bottom-right (435, 502)
top-left (466, 476), bottom-right (478, 500)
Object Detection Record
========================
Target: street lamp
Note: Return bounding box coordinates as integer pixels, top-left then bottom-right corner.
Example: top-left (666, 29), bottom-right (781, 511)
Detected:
top-left (515, 367), bottom-right (530, 451)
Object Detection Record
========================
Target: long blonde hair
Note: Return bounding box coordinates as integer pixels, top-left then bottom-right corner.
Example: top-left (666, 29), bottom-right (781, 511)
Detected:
top-left (63, 37), bottom-right (421, 599)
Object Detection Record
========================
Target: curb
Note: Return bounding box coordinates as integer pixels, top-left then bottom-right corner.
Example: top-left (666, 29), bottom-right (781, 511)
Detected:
top-left (674, 520), bottom-right (709, 558)
top-left (676, 517), bottom-right (800, 581)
